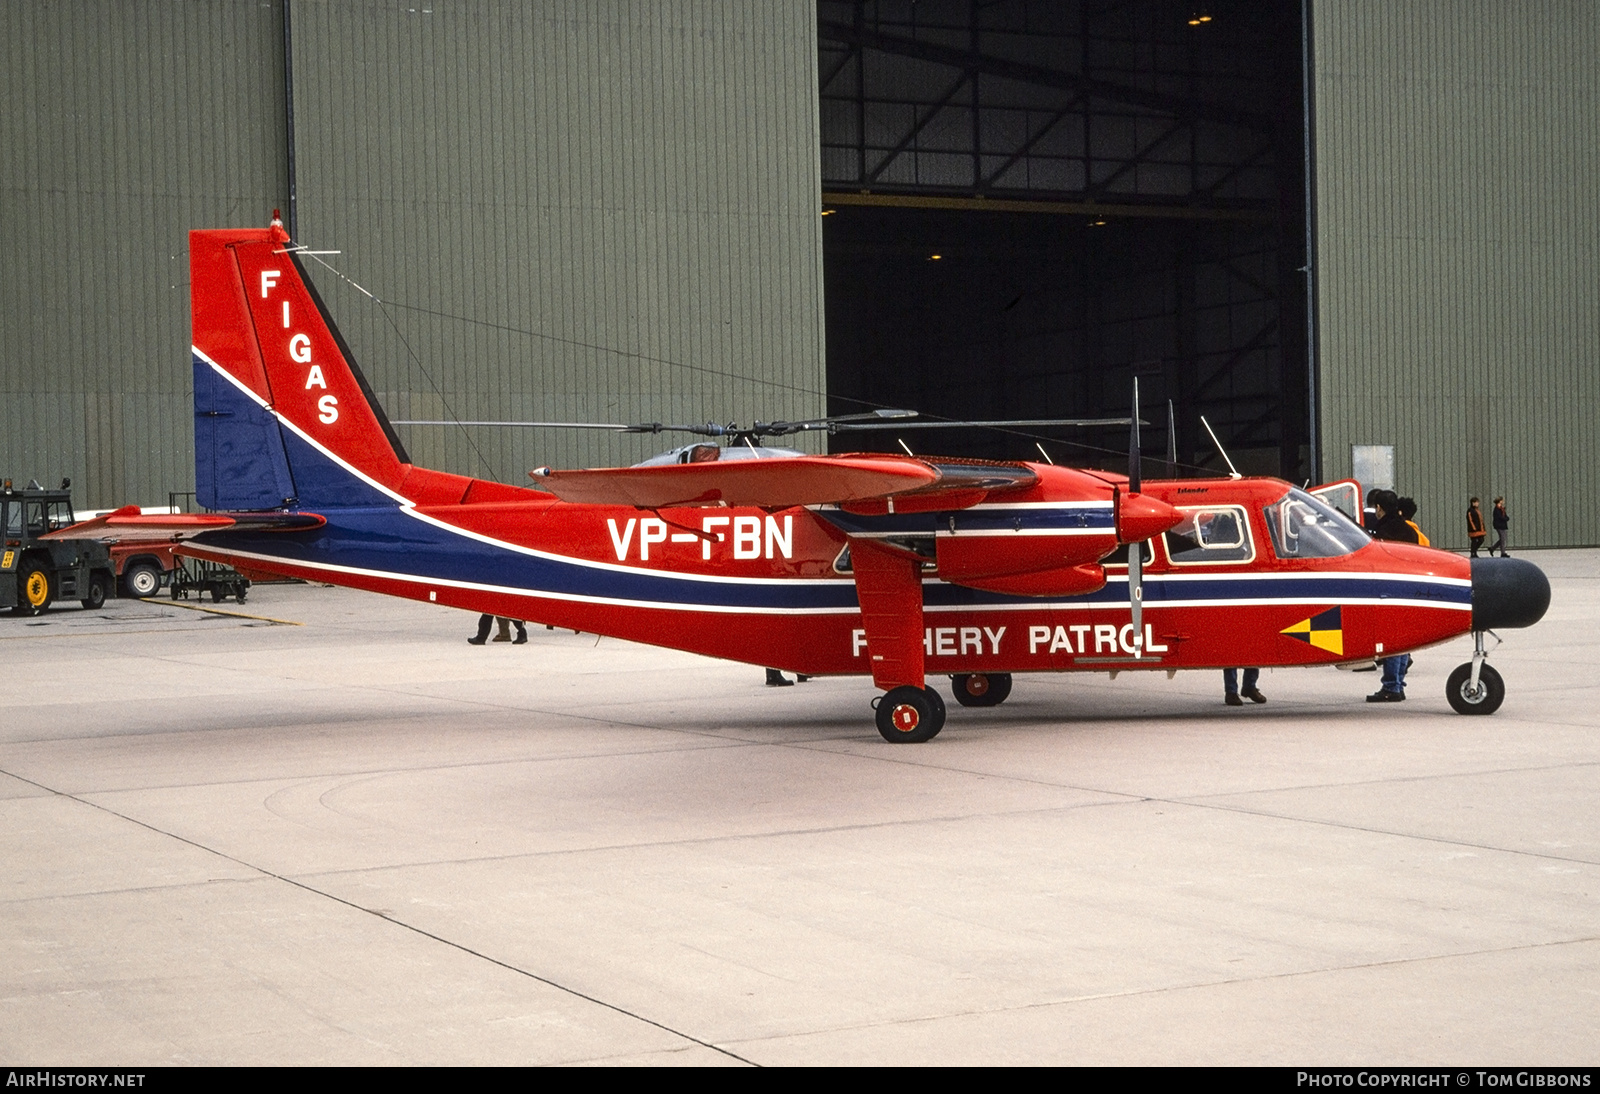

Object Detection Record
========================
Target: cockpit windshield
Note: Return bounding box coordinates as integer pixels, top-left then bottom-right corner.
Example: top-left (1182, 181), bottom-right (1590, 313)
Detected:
top-left (1264, 487), bottom-right (1372, 559)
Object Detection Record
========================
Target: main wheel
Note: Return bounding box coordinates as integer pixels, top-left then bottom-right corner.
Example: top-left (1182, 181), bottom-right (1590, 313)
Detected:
top-left (1446, 662), bottom-right (1505, 715)
top-left (951, 672), bottom-right (1013, 707)
top-left (875, 685), bottom-right (947, 743)
top-left (80, 573), bottom-right (109, 610)
top-left (124, 561), bottom-right (161, 598)
top-left (17, 565), bottom-right (52, 615)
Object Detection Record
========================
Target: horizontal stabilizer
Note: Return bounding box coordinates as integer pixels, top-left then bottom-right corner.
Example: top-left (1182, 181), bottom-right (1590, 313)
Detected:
top-left (530, 455), bottom-right (942, 508)
top-left (43, 507), bottom-right (326, 544)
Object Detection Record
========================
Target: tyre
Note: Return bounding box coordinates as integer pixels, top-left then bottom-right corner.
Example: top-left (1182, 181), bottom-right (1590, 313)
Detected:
top-left (1446, 662), bottom-right (1504, 715)
top-left (951, 672), bottom-right (1013, 708)
top-left (124, 561), bottom-right (161, 598)
top-left (80, 573), bottom-right (109, 610)
top-left (17, 564), bottom-right (52, 615)
top-left (875, 685), bottom-right (947, 743)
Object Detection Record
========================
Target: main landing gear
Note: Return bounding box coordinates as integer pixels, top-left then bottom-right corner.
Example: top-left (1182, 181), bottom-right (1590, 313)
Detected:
top-left (1447, 630), bottom-right (1506, 715)
top-left (873, 673), bottom-right (1016, 742)
top-left (951, 672), bottom-right (1013, 708)
top-left (874, 685), bottom-right (947, 743)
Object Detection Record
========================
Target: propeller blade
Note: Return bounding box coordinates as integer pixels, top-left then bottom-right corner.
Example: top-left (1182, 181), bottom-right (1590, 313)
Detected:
top-left (1165, 400), bottom-right (1177, 480)
top-left (1127, 378), bottom-right (1143, 657)
top-left (1129, 538), bottom-right (1144, 659)
top-left (1127, 379), bottom-right (1141, 493)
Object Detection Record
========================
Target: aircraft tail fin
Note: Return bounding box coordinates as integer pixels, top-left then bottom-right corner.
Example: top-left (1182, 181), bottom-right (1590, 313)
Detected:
top-left (189, 216), bottom-right (410, 510)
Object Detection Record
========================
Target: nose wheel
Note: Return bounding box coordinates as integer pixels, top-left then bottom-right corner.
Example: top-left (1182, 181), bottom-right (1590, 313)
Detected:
top-left (1447, 662), bottom-right (1504, 715)
top-left (1447, 630), bottom-right (1506, 715)
top-left (874, 685), bottom-right (947, 743)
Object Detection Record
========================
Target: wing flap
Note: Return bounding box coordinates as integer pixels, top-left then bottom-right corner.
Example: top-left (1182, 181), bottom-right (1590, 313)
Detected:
top-left (530, 455), bottom-right (942, 508)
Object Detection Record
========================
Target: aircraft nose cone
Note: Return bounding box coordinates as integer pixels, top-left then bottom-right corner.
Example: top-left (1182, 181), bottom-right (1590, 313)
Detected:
top-left (1471, 556), bottom-right (1551, 630)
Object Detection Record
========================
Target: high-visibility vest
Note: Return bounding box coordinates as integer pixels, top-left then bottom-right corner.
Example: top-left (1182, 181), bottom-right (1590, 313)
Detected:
top-left (1407, 520), bottom-right (1430, 547)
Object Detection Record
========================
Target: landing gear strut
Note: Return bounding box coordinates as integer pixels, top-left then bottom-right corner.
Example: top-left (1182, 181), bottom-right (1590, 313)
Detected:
top-left (874, 685), bottom-right (946, 743)
top-left (1447, 630), bottom-right (1505, 715)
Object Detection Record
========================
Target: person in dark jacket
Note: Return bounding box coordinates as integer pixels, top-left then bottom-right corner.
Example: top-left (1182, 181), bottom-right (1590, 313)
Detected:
top-left (1370, 490), bottom-right (1419, 546)
top-left (1367, 491), bottom-right (1417, 702)
top-left (1466, 497), bottom-right (1486, 557)
top-left (1490, 496), bottom-right (1509, 556)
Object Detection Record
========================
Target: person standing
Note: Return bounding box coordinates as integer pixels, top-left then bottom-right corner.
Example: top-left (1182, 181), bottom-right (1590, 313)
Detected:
top-left (1368, 490), bottom-right (1418, 703)
top-left (1223, 668), bottom-right (1266, 706)
top-left (1466, 497), bottom-right (1486, 557)
top-left (1396, 496), bottom-right (1429, 546)
top-left (1490, 496), bottom-right (1509, 556)
top-left (468, 613), bottom-right (494, 645)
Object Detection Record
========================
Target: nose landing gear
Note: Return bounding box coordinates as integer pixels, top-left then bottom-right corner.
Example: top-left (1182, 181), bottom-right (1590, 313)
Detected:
top-left (1447, 630), bottom-right (1506, 715)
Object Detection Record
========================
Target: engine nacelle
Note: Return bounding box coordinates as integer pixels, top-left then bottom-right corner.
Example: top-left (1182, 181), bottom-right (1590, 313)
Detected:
top-left (944, 562), bottom-right (1107, 598)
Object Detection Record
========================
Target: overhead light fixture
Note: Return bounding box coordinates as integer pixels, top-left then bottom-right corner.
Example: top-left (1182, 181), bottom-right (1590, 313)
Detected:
top-left (1089, 219), bottom-right (1107, 227)
top-left (929, 254), bottom-right (943, 261)
top-left (820, 208), bottom-right (836, 216)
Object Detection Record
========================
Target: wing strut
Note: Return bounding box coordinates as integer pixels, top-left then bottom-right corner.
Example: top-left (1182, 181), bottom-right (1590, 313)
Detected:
top-left (849, 539), bottom-right (926, 691)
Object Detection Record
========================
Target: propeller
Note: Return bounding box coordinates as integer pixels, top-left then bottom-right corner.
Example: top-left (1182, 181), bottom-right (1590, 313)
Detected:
top-left (1127, 379), bottom-right (1144, 659)
top-left (1165, 399), bottom-right (1177, 480)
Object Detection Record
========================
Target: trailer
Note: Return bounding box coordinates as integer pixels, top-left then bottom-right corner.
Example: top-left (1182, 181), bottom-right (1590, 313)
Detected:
top-left (168, 554), bottom-right (250, 604)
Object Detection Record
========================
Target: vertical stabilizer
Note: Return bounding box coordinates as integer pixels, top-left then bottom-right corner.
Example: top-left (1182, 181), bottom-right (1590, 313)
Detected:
top-left (190, 219), bottom-right (410, 509)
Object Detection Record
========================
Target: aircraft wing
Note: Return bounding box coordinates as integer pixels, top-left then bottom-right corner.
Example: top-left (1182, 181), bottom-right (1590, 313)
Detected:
top-left (40, 506), bottom-right (326, 543)
top-left (529, 455), bottom-right (948, 508)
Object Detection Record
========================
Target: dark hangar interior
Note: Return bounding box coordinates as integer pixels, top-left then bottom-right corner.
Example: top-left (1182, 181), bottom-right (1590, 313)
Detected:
top-left (818, 0), bottom-right (1309, 479)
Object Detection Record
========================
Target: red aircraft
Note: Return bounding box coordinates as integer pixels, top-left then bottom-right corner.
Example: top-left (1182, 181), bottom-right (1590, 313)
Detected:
top-left (55, 217), bottom-right (1550, 742)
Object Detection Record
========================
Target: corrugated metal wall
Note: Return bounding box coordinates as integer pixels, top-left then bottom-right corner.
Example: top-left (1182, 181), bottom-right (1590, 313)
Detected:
top-left (1313, 1), bottom-right (1600, 547)
top-left (0, 1), bottom-right (288, 510)
top-left (1, 1), bottom-right (824, 509)
top-left (290, 0), bottom-right (826, 481)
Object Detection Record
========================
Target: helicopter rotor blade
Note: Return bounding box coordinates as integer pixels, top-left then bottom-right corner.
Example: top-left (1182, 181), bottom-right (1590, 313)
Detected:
top-left (391, 419), bottom-right (727, 436)
top-left (830, 416), bottom-right (1139, 432)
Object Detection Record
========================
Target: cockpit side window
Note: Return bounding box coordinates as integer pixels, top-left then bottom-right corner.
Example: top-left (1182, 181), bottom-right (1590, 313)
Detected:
top-left (1264, 487), bottom-right (1372, 559)
top-left (1164, 505), bottom-right (1254, 564)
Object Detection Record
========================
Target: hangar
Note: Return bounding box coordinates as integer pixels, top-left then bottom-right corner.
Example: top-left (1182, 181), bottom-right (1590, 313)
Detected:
top-left (1, 1), bottom-right (1595, 547)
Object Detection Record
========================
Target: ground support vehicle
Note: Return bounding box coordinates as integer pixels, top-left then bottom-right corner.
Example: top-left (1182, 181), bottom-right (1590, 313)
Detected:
top-left (1, 480), bottom-right (116, 614)
top-left (111, 542), bottom-right (179, 597)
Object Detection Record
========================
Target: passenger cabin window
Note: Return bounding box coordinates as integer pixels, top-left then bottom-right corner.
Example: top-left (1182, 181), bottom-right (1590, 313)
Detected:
top-left (1164, 506), bottom-right (1254, 564)
top-left (1264, 487), bottom-right (1372, 559)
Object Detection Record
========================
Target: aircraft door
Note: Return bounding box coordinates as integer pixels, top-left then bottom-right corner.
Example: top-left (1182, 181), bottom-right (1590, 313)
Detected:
top-left (1309, 479), bottom-right (1362, 524)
